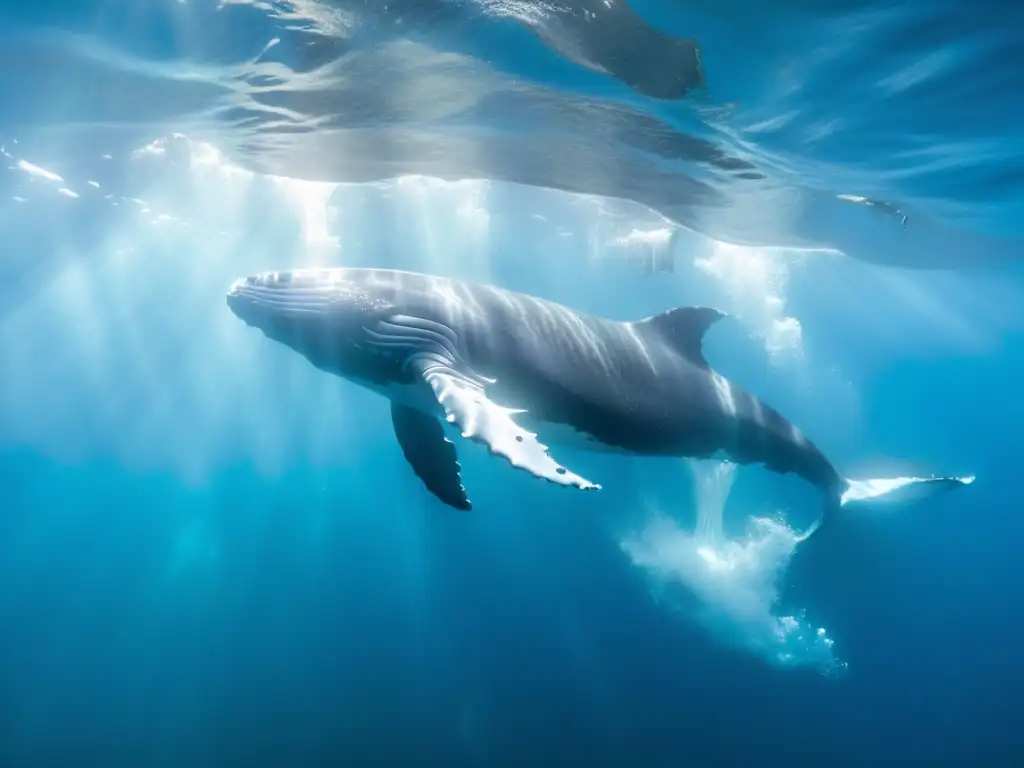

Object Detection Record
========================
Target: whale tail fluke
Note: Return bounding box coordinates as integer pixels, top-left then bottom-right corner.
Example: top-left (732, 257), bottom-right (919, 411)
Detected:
top-left (839, 474), bottom-right (975, 508)
top-left (803, 473), bottom-right (975, 542)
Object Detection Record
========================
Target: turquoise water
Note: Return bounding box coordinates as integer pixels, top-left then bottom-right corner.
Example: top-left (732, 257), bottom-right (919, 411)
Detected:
top-left (1, 1), bottom-right (1022, 765)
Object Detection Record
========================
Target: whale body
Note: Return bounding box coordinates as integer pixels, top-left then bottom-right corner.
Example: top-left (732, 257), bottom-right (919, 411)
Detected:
top-left (226, 268), bottom-right (972, 531)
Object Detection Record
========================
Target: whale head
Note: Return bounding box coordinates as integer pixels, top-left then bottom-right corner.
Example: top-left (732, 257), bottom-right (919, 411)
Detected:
top-left (226, 268), bottom-right (397, 377)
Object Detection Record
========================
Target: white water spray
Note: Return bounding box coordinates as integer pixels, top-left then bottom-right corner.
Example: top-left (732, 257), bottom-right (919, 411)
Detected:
top-left (621, 459), bottom-right (846, 676)
top-left (692, 460), bottom-right (735, 545)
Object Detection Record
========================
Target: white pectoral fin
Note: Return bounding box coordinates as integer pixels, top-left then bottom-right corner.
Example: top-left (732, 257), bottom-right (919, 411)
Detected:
top-left (412, 355), bottom-right (601, 492)
top-left (841, 474), bottom-right (975, 507)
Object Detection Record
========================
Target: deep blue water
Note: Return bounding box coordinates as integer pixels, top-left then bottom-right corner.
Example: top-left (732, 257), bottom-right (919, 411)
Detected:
top-left (1, 1), bottom-right (1023, 766)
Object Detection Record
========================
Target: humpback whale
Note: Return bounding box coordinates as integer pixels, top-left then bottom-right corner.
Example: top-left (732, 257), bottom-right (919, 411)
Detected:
top-left (226, 268), bottom-right (972, 532)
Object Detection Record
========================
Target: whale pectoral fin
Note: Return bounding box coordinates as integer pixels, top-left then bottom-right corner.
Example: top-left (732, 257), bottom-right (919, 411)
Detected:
top-left (412, 357), bottom-right (601, 492)
top-left (391, 403), bottom-right (472, 511)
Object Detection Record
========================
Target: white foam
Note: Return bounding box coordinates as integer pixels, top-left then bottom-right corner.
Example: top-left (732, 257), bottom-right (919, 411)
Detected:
top-left (695, 241), bottom-right (804, 362)
top-left (611, 227), bottom-right (674, 248)
top-left (620, 459), bottom-right (846, 676)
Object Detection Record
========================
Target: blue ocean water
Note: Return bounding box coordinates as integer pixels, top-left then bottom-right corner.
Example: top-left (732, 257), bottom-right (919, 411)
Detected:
top-left (1, 1), bottom-right (1023, 765)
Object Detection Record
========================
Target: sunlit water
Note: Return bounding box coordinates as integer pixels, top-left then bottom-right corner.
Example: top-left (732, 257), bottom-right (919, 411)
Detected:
top-left (1, 1), bottom-right (1022, 764)
top-left (0, 131), bottom-right (1005, 678)
top-left (2, 0), bottom-right (1023, 266)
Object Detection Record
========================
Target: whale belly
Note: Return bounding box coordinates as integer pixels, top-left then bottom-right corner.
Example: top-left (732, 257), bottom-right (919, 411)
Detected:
top-left (351, 370), bottom-right (646, 457)
top-left (355, 377), bottom-right (443, 418)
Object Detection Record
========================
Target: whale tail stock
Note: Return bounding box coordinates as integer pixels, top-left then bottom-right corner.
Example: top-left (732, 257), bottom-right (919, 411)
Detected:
top-left (629, 303), bottom-right (976, 542)
top-left (802, 473), bottom-right (976, 542)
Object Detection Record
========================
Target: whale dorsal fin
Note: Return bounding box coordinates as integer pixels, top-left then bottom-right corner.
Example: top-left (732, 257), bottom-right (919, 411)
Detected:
top-left (636, 306), bottom-right (726, 368)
